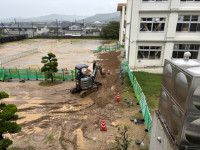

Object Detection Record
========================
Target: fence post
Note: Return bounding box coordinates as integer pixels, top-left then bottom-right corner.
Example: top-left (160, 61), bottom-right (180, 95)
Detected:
top-left (62, 69), bottom-right (65, 81)
top-left (72, 70), bottom-right (74, 81)
top-left (26, 69), bottom-right (29, 80)
top-left (3, 68), bottom-right (5, 81)
top-left (9, 69), bottom-right (12, 79)
top-left (17, 68), bottom-right (20, 80)
top-left (35, 70), bottom-right (38, 80)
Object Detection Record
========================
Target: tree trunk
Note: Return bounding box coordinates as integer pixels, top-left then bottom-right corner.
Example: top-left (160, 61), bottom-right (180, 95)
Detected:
top-left (50, 73), bottom-right (54, 82)
top-left (0, 134), bottom-right (3, 140)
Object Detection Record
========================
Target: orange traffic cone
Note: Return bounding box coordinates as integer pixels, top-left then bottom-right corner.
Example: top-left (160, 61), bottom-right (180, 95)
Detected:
top-left (100, 118), bottom-right (107, 131)
top-left (107, 68), bottom-right (110, 75)
top-left (116, 92), bottom-right (120, 102)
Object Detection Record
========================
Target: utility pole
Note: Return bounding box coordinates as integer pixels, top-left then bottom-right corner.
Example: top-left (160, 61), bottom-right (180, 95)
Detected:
top-left (18, 22), bottom-right (20, 35)
top-left (56, 19), bottom-right (58, 37)
top-left (1, 22), bottom-right (3, 35)
top-left (32, 22), bottom-right (34, 38)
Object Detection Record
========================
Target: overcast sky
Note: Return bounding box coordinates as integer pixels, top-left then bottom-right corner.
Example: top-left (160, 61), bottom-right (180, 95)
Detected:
top-left (0, 0), bottom-right (126, 19)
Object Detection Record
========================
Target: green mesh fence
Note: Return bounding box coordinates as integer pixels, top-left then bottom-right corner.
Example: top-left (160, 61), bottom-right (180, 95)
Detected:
top-left (121, 62), bottom-right (152, 133)
top-left (0, 68), bottom-right (75, 81)
top-left (92, 44), bottom-right (124, 53)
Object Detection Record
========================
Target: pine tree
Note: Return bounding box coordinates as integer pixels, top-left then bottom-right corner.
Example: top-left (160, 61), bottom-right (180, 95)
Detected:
top-left (0, 92), bottom-right (21, 150)
top-left (41, 53), bottom-right (58, 82)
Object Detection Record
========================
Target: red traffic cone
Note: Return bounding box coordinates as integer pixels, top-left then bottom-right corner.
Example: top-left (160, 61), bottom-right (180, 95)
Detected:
top-left (116, 92), bottom-right (120, 102)
top-left (107, 68), bottom-right (110, 75)
top-left (100, 118), bottom-right (107, 131)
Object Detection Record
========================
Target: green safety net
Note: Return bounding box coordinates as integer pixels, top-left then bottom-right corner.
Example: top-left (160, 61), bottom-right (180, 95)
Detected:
top-left (0, 68), bottom-right (75, 81)
top-left (121, 62), bottom-right (152, 133)
top-left (92, 44), bottom-right (124, 53)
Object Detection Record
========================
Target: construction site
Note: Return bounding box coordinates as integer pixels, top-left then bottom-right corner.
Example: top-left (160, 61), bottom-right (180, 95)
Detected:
top-left (0, 39), bottom-right (150, 150)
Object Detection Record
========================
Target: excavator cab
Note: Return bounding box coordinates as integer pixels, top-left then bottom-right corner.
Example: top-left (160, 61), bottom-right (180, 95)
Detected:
top-left (74, 64), bottom-right (93, 91)
top-left (70, 62), bottom-right (105, 97)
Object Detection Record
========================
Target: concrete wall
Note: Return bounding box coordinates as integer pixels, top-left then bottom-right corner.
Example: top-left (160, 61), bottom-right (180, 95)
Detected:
top-left (149, 111), bottom-right (177, 150)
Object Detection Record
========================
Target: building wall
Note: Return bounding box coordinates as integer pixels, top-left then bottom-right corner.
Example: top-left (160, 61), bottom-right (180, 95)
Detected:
top-left (125, 0), bottom-right (132, 59)
top-left (124, 0), bottom-right (200, 69)
top-left (37, 27), bottom-right (49, 35)
top-left (119, 6), bottom-right (126, 45)
top-left (8, 29), bottom-right (37, 38)
top-left (149, 111), bottom-right (177, 150)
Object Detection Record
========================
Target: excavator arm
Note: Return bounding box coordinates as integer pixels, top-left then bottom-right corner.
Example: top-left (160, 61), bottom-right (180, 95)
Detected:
top-left (92, 65), bottom-right (105, 81)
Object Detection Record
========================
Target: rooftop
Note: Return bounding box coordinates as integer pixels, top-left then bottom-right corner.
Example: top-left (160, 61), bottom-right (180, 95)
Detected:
top-left (117, 3), bottom-right (127, 11)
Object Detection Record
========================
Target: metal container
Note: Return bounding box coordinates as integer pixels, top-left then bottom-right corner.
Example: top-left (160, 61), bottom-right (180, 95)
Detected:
top-left (159, 58), bottom-right (200, 148)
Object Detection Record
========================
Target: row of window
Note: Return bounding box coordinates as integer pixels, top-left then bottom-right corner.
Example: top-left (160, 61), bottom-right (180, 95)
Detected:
top-left (177, 15), bottom-right (200, 32)
top-left (140, 17), bottom-right (166, 31)
top-left (137, 44), bottom-right (199, 59)
top-left (142, 0), bottom-right (200, 2)
top-left (140, 16), bottom-right (200, 32)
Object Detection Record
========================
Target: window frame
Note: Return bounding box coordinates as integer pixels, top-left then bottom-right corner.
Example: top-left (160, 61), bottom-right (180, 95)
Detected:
top-left (176, 15), bottom-right (200, 32)
top-left (173, 44), bottom-right (200, 59)
top-left (137, 46), bottom-right (162, 60)
top-left (140, 17), bottom-right (166, 32)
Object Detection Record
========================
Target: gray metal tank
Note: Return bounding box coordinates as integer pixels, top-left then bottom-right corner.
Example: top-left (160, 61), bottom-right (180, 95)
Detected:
top-left (159, 58), bottom-right (200, 149)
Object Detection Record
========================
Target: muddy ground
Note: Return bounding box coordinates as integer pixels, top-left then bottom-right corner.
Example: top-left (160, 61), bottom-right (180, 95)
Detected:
top-left (0, 39), bottom-right (101, 69)
top-left (0, 48), bottom-right (149, 150)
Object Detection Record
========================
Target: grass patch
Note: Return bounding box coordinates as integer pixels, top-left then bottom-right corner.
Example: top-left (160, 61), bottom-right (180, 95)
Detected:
top-left (133, 72), bottom-right (162, 110)
top-left (121, 74), bottom-right (136, 105)
top-left (39, 81), bottom-right (62, 86)
top-left (46, 135), bottom-right (54, 143)
top-left (131, 112), bottom-right (143, 119)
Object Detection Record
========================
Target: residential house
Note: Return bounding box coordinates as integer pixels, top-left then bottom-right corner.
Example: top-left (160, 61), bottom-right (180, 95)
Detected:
top-left (8, 23), bottom-right (38, 38)
top-left (65, 23), bottom-right (85, 36)
top-left (85, 21), bottom-right (107, 36)
top-left (34, 24), bottom-right (49, 35)
top-left (47, 25), bottom-right (63, 35)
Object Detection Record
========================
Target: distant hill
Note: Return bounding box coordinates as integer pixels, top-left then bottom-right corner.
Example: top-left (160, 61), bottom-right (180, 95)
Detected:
top-left (81, 12), bottom-right (120, 23)
top-left (0, 14), bottom-right (86, 22)
top-left (0, 12), bottom-right (120, 23)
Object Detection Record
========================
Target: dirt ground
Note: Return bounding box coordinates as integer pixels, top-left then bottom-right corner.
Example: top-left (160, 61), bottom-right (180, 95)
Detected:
top-left (0, 39), bottom-right (101, 69)
top-left (0, 45), bottom-right (149, 150)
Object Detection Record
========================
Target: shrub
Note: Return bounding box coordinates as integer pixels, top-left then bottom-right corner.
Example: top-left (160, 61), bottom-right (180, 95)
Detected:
top-left (0, 91), bottom-right (9, 99)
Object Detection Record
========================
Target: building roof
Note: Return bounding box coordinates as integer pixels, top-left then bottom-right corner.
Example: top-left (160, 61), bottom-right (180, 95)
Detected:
top-left (117, 3), bottom-right (127, 11)
top-left (47, 25), bottom-right (62, 29)
top-left (34, 24), bottom-right (48, 28)
top-left (9, 24), bottom-right (37, 29)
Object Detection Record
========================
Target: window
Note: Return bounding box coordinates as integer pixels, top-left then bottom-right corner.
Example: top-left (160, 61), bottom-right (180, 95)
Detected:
top-left (173, 44), bottom-right (199, 59)
top-left (138, 46), bottom-right (162, 59)
top-left (176, 15), bottom-right (200, 32)
top-left (143, 0), bottom-right (168, 1)
top-left (140, 18), bottom-right (166, 32)
top-left (181, 0), bottom-right (200, 2)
